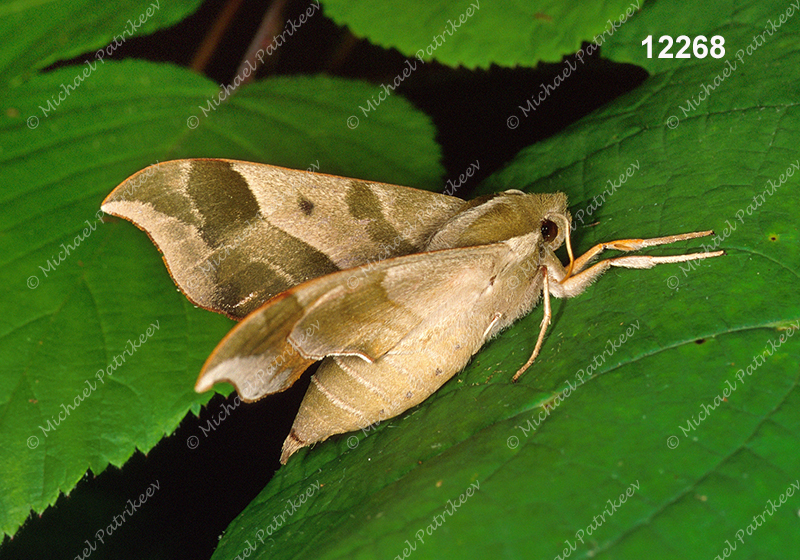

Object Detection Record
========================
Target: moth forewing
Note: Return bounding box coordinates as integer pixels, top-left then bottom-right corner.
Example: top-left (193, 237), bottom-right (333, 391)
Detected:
top-left (195, 291), bottom-right (318, 401)
top-left (101, 159), bottom-right (465, 320)
top-left (196, 243), bottom-right (513, 405)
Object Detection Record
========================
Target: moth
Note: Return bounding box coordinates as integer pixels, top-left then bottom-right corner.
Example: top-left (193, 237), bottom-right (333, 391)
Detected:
top-left (102, 159), bottom-right (723, 463)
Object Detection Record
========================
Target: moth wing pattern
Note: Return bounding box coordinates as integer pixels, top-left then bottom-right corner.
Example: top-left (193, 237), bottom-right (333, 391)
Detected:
top-left (101, 159), bottom-right (465, 319)
top-left (197, 243), bottom-right (511, 402)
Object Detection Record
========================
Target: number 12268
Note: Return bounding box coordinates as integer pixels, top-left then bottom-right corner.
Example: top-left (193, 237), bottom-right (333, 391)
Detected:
top-left (642, 35), bottom-right (725, 59)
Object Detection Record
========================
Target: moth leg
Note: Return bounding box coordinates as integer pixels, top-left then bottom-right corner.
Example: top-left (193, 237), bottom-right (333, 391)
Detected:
top-left (512, 267), bottom-right (551, 382)
top-left (483, 311), bottom-right (503, 339)
top-left (570, 230), bottom-right (716, 275)
top-left (511, 231), bottom-right (723, 382)
top-left (559, 249), bottom-right (724, 298)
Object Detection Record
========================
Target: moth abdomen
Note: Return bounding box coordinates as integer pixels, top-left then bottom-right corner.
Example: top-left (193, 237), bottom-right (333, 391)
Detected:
top-left (281, 355), bottom-right (391, 462)
top-left (280, 311), bottom-right (495, 463)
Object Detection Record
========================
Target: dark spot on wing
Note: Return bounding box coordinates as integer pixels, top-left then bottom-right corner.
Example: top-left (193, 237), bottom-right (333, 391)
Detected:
top-left (299, 197), bottom-right (314, 216)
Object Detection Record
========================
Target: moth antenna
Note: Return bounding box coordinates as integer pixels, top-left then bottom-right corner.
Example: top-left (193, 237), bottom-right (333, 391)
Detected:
top-left (560, 216), bottom-right (575, 282)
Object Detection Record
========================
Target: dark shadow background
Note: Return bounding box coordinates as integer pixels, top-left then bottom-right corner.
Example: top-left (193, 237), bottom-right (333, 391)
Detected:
top-left (0, 0), bottom-right (647, 558)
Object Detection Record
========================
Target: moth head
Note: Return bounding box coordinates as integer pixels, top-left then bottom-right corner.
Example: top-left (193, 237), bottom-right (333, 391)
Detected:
top-left (499, 191), bottom-right (574, 280)
top-left (529, 193), bottom-right (569, 247)
top-left (530, 192), bottom-right (575, 279)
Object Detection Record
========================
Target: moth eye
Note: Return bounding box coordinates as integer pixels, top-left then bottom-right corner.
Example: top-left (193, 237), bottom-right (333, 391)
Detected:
top-left (540, 219), bottom-right (558, 243)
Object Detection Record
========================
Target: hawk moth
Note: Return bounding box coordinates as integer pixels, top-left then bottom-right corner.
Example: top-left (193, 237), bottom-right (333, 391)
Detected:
top-left (101, 159), bottom-right (723, 463)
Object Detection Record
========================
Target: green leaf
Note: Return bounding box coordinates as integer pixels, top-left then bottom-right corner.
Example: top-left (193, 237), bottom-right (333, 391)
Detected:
top-left (0, 0), bottom-right (203, 87)
top-left (206, 1), bottom-right (800, 559)
top-left (321, 0), bottom-right (643, 68)
top-left (0, 55), bottom-right (442, 537)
